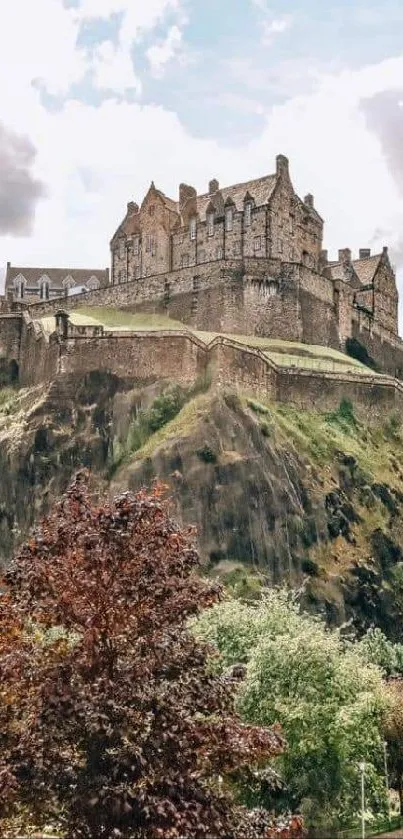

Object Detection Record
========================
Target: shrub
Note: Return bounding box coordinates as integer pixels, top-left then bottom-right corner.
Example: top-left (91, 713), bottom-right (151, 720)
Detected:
top-left (197, 444), bottom-right (217, 464)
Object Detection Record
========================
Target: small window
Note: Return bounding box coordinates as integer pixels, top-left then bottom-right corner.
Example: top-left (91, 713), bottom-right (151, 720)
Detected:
top-left (182, 253), bottom-right (190, 268)
top-left (190, 217), bottom-right (197, 240)
top-left (133, 236), bottom-right (140, 255)
top-left (207, 212), bottom-right (214, 237)
top-left (245, 202), bottom-right (252, 227)
top-left (145, 235), bottom-right (156, 254)
top-left (268, 282), bottom-right (277, 297)
top-left (278, 240), bottom-right (283, 254)
top-left (149, 204), bottom-right (155, 217)
top-left (254, 236), bottom-right (261, 252)
top-left (198, 249), bottom-right (206, 263)
top-left (40, 281), bottom-right (50, 300)
top-left (234, 241), bottom-right (241, 256)
top-left (216, 246), bottom-right (223, 260)
top-left (225, 207), bottom-right (233, 232)
top-left (15, 278), bottom-right (25, 299)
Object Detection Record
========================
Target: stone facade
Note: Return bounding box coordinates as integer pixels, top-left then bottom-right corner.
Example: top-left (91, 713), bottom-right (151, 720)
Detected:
top-left (5, 264), bottom-right (109, 305)
top-left (110, 155), bottom-right (324, 286)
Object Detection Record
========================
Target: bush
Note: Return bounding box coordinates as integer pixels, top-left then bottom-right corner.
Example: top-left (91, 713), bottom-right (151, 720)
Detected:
top-left (301, 557), bottom-right (319, 577)
top-left (197, 444), bottom-right (217, 464)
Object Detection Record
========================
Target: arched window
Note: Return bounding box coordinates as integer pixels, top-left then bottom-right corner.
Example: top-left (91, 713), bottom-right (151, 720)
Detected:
top-left (190, 217), bottom-right (197, 240)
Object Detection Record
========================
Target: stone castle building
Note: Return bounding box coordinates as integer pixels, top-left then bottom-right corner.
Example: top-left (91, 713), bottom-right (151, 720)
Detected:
top-left (5, 264), bottom-right (109, 304)
top-left (110, 153), bottom-right (398, 347)
top-left (110, 155), bottom-right (324, 283)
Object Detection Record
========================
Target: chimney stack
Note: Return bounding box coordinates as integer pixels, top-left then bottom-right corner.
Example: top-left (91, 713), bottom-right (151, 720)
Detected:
top-left (127, 201), bottom-right (139, 214)
top-left (276, 154), bottom-right (289, 176)
top-left (320, 249), bottom-right (328, 263)
top-left (359, 248), bottom-right (371, 259)
top-left (209, 178), bottom-right (219, 195)
top-left (383, 246), bottom-right (388, 255)
top-left (338, 248), bottom-right (351, 263)
top-left (304, 194), bottom-right (314, 208)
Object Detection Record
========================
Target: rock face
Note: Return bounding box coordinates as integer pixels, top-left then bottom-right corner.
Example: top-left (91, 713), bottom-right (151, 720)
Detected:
top-left (2, 375), bottom-right (403, 640)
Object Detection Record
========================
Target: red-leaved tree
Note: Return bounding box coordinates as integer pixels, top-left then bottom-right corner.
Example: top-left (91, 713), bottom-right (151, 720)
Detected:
top-left (0, 474), bottom-right (302, 839)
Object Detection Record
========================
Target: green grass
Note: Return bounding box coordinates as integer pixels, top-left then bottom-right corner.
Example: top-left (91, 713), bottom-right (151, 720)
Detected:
top-left (130, 392), bottom-right (212, 462)
top-left (252, 397), bottom-right (403, 488)
top-left (38, 306), bottom-right (379, 376)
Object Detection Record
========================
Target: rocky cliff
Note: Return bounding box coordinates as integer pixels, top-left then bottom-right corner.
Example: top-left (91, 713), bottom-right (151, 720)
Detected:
top-left (1, 373), bottom-right (403, 640)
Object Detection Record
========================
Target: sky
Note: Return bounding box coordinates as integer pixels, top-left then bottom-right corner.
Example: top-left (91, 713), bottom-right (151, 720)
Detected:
top-left (0, 0), bottom-right (403, 316)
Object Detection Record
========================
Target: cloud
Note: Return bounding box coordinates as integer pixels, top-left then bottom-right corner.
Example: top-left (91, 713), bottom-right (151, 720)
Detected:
top-left (250, 0), bottom-right (293, 45)
top-left (146, 25), bottom-right (183, 78)
top-left (0, 123), bottom-right (45, 236)
top-left (360, 89), bottom-right (403, 270)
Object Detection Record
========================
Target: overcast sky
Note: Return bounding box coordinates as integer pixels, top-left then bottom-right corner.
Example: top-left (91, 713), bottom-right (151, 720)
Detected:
top-left (0, 0), bottom-right (402, 315)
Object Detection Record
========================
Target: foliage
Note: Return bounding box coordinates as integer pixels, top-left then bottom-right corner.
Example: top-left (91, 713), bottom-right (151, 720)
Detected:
top-left (0, 475), bottom-right (298, 839)
top-left (326, 398), bottom-right (357, 429)
top-left (194, 589), bottom-right (389, 829)
top-left (383, 678), bottom-right (403, 812)
top-left (196, 444), bottom-right (217, 464)
top-left (358, 628), bottom-right (403, 677)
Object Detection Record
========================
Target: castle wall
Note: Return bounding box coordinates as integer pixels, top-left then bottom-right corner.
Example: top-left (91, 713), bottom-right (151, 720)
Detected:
top-left (276, 368), bottom-right (403, 424)
top-left (59, 332), bottom-right (207, 386)
top-left (0, 315), bottom-right (22, 361)
top-left (351, 314), bottom-right (403, 378)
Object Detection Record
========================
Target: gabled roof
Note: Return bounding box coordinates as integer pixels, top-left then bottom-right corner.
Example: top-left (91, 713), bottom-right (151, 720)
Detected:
top-left (5, 265), bottom-right (108, 290)
top-left (196, 173), bottom-right (278, 220)
top-left (352, 254), bottom-right (382, 285)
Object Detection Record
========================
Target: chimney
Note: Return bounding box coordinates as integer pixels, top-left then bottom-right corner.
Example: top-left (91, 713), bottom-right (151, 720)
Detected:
top-left (276, 154), bottom-right (289, 176)
top-left (209, 178), bottom-right (219, 195)
top-left (338, 248), bottom-right (351, 264)
top-left (359, 248), bottom-right (371, 259)
top-left (383, 246), bottom-right (388, 255)
top-left (127, 201), bottom-right (139, 214)
top-left (179, 183), bottom-right (197, 212)
top-left (6, 261), bottom-right (10, 269)
top-left (304, 194), bottom-right (314, 208)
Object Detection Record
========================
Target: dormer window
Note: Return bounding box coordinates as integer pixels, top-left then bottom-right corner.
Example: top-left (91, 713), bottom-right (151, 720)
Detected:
top-left (207, 212), bottom-right (214, 237)
top-left (245, 202), bottom-right (252, 227)
top-left (225, 207), bottom-right (233, 232)
top-left (190, 217), bottom-right (197, 240)
top-left (14, 275), bottom-right (25, 299)
top-left (40, 280), bottom-right (50, 300)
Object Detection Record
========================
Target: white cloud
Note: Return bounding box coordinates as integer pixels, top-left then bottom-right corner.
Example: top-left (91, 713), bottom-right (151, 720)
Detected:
top-left (0, 0), bottom-right (403, 329)
top-left (262, 15), bottom-right (293, 45)
top-left (92, 41), bottom-right (142, 93)
top-left (146, 25), bottom-right (183, 78)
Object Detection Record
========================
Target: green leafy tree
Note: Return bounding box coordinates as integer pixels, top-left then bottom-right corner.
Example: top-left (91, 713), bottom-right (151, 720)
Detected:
top-left (195, 589), bottom-right (388, 830)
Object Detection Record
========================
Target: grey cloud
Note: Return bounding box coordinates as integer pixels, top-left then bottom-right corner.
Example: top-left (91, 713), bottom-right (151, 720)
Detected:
top-left (0, 123), bottom-right (46, 236)
top-left (361, 90), bottom-right (403, 270)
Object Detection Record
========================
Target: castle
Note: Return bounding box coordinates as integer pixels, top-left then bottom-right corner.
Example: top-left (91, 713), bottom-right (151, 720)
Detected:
top-left (108, 153), bottom-right (399, 358)
top-left (1, 152), bottom-right (403, 423)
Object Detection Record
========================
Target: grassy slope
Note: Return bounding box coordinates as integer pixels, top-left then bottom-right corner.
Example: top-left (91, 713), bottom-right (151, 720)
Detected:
top-left (39, 306), bottom-right (371, 375)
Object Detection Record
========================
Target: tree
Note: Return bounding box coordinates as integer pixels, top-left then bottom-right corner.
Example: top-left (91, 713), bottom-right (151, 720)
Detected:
top-left (0, 475), bottom-right (298, 839)
top-left (383, 678), bottom-right (403, 814)
top-left (195, 589), bottom-right (389, 831)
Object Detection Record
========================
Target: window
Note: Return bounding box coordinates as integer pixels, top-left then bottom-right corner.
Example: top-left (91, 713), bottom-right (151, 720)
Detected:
top-left (40, 281), bottom-right (50, 300)
top-left (198, 249), bottom-right (206, 263)
top-left (149, 204), bottom-right (155, 217)
top-left (254, 236), bottom-right (261, 252)
top-left (15, 276), bottom-right (25, 299)
top-left (216, 246), bottom-right (223, 260)
top-left (268, 282), bottom-right (277, 297)
top-left (145, 235), bottom-right (156, 255)
top-left (190, 217), bottom-right (197, 240)
top-left (245, 202), bottom-right (252, 227)
top-left (278, 240), bottom-right (283, 254)
top-left (234, 241), bottom-right (241, 256)
top-left (133, 236), bottom-right (139, 255)
top-left (225, 207), bottom-right (233, 232)
top-left (207, 212), bottom-right (214, 237)
top-left (181, 253), bottom-right (190, 268)
top-left (119, 238), bottom-right (125, 258)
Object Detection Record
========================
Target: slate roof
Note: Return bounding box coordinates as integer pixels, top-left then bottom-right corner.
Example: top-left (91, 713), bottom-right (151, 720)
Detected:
top-left (328, 253), bottom-right (382, 286)
top-left (196, 174), bottom-right (278, 220)
top-left (5, 265), bottom-right (109, 290)
top-left (352, 254), bottom-right (382, 284)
